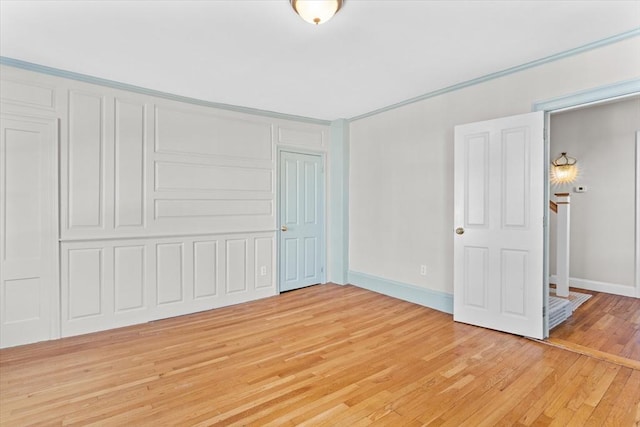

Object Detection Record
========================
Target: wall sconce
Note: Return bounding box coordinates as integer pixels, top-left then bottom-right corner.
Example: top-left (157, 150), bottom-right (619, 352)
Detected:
top-left (551, 152), bottom-right (579, 184)
top-left (291, 0), bottom-right (343, 25)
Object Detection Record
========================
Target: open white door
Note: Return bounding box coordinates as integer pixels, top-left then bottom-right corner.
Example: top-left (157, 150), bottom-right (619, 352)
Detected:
top-left (454, 111), bottom-right (544, 339)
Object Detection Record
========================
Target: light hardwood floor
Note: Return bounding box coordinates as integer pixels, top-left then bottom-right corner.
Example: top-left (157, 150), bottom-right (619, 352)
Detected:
top-left (1, 284), bottom-right (639, 426)
top-left (548, 288), bottom-right (640, 369)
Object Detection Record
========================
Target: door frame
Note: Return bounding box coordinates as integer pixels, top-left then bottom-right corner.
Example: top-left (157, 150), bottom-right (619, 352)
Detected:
top-left (276, 147), bottom-right (327, 293)
top-left (533, 79), bottom-right (640, 337)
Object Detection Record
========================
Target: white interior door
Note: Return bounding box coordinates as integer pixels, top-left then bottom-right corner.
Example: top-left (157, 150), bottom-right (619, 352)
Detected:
top-left (279, 151), bottom-right (324, 292)
top-left (454, 111), bottom-right (544, 339)
top-left (0, 114), bottom-right (58, 347)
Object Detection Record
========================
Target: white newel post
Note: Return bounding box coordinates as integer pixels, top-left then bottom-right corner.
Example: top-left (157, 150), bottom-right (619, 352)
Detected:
top-left (555, 193), bottom-right (570, 298)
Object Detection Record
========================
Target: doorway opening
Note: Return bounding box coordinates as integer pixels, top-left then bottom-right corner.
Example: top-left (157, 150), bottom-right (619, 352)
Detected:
top-left (542, 93), bottom-right (639, 364)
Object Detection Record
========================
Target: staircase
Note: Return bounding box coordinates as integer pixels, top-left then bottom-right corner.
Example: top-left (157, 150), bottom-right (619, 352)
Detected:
top-left (548, 295), bottom-right (572, 329)
top-left (549, 193), bottom-right (572, 329)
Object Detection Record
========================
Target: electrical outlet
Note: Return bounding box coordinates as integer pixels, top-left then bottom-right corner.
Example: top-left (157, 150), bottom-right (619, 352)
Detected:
top-left (420, 265), bottom-right (427, 276)
top-left (260, 266), bottom-right (267, 276)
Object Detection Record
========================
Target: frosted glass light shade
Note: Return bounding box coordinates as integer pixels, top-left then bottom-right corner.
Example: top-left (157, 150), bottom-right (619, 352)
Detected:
top-left (550, 152), bottom-right (579, 184)
top-left (551, 164), bottom-right (579, 184)
top-left (291, 0), bottom-right (343, 25)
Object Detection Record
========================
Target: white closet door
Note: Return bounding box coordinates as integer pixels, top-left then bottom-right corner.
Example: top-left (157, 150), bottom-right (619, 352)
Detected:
top-left (0, 114), bottom-right (58, 348)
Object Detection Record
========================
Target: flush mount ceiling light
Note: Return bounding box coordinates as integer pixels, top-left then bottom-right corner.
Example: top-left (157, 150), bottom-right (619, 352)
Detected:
top-left (290, 0), bottom-right (343, 25)
top-left (551, 152), bottom-right (579, 184)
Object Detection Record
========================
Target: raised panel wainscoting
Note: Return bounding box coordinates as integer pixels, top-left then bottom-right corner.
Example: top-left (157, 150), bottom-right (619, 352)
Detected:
top-left (61, 233), bottom-right (275, 337)
top-left (0, 64), bottom-right (329, 347)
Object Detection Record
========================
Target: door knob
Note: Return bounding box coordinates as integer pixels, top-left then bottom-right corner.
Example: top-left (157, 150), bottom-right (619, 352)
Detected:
top-left (455, 227), bottom-right (464, 235)
top-left (281, 225), bottom-right (288, 232)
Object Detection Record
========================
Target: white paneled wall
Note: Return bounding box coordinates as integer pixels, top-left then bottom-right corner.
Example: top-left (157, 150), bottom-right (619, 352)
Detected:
top-left (59, 89), bottom-right (279, 241)
top-left (0, 64), bottom-right (329, 345)
top-left (61, 233), bottom-right (274, 337)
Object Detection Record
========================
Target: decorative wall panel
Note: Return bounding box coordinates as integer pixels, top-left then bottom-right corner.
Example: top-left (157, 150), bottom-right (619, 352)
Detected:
top-left (156, 243), bottom-right (184, 305)
top-left (155, 106), bottom-right (272, 160)
top-left (226, 239), bottom-right (247, 293)
top-left (2, 65), bottom-right (329, 345)
top-left (155, 162), bottom-right (272, 193)
top-left (114, 245), bottom-right (145, 312)
top-left (60, 233), bottom-right (276, 337)
top-left (194, 240), bottom-right (218, 298)
top-left (0, 79), bottom-right (55, 110)
top-left (278, 125), bottom-right (325, 149)
top-left (68, 90), bottom-right (104, 229)
top-left (115, 99), bottom-right (145, 228)
top-left (155, 199), bottom-right (272, 219)
top-left (67, 248), bottom-right (103, 319)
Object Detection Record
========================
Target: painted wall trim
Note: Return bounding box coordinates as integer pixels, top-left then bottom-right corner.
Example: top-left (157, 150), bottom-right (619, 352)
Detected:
top-left (533, 78), bottom-right (640, 112)
top-left (59, 229), bottom-right (278, 243)
top-left (349, 28), bottom-right (640, 122)
top-left (348, 271), bottom-right (453, 314)
top-left (328, 119), bottom-right (349, 284)
top-left (0, 56), bottom-right (332, 126)
top-left (549, 275), bottom-right (636, 298)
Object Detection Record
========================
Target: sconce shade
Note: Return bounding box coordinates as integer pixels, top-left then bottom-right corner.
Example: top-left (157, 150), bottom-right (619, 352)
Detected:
top-left (551, 152), bottom-right (578, 184)
top-left (291, 0), bottom-right (343, 25)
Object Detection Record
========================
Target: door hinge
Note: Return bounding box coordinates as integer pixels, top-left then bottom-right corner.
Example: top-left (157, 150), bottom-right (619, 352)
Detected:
top-left (542, 306), bottom-right (546, 317)
top-left (321, 267), bottom-right (324, 273)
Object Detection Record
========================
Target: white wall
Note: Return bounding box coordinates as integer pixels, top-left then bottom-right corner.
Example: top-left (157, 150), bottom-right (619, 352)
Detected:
top-left (0, 65), bottom-right (330, 345)
top-left (549, 97), bottom-right (639, 294)
top-left (349, 36), bottom-right (640, 300)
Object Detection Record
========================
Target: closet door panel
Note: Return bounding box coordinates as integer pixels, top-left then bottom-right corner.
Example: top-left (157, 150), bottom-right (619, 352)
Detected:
top-left (0, 115), bottom-right (57, 348)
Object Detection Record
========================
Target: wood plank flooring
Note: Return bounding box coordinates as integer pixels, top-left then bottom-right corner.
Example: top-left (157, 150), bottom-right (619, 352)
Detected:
top-left (1, 284), bottom-right (639, 426)
top-left (549, 288), bottom-right (640, 364)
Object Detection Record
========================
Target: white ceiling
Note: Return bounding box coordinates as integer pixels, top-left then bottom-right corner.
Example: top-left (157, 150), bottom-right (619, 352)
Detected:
top-left (1, 1), bottom-right (639, 121)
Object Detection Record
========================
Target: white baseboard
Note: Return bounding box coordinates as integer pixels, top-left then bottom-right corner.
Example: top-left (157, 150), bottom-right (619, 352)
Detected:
top-left (549, 275), bottom-right (637, 297)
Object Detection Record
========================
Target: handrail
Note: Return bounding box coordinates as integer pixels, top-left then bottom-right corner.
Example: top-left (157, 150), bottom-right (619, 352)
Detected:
top-left (550, 200), bottom-right (558, 213)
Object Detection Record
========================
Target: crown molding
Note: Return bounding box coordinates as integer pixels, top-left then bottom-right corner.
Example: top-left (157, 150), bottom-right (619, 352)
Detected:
top-left (349, 28), bottom-right (640, 122)
top-left (0, 56), bottom-right (332, 126)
